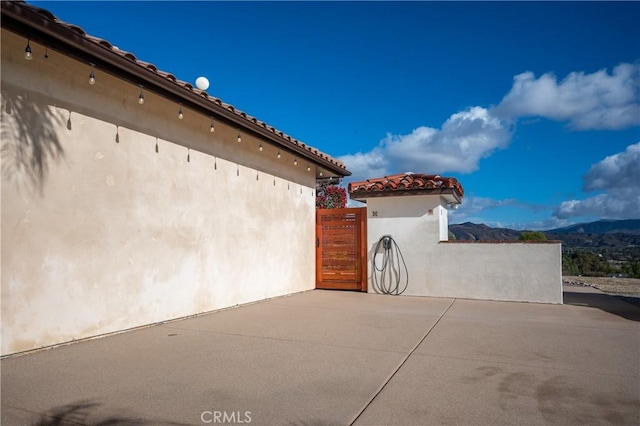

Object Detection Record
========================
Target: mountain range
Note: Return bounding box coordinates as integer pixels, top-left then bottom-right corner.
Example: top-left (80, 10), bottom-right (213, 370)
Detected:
top-left (449, 219), bottom-right (640, 249)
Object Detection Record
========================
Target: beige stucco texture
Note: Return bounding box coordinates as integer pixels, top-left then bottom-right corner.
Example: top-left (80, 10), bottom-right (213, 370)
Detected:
top-left (1, 31), bottom-right (316, 355)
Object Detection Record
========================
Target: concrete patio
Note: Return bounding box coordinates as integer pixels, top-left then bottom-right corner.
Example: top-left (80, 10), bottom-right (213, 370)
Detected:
top-left (1, 286), bottom-right (639, 425)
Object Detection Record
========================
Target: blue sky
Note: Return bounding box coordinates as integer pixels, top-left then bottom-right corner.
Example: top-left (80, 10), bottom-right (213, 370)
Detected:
top-left (31, 1), bottom-right (640, 230)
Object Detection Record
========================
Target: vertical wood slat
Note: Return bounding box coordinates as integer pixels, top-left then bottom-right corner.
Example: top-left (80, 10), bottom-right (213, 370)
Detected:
top-left (316, 208), bottom-right (367, 291)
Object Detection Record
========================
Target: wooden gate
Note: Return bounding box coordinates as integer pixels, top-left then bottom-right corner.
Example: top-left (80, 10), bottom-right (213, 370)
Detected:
top-left (316, 208), bottom-right (367, 291)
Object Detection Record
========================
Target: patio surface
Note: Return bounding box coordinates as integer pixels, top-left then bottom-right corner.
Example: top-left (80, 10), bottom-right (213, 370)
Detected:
top-left (1, 286), bottom-right (639, 425)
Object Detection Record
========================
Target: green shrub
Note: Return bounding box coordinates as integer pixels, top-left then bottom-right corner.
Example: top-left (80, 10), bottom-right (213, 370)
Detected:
top-left (519, 231), bottom-right (547, 241)
top-left (622, 261), bottom-right (640, 278)
top-left (563, 250), bottom-right (614, 277)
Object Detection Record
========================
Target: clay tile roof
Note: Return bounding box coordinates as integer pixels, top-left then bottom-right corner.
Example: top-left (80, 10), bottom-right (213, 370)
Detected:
top-left (348, 173), bottom-right (464, 199)
top-left (3, 1), bottom-right (349, 175)
top-left (63, 23), bottom-right (85, 36)
top-left (34, 8), bottom-right (55, 20)
top-left (178, 80), bottom-right (194, 91)
top-left (85, 35), bottom-right (113, 50)
top-left (136, 60), bottom-right (157, 73)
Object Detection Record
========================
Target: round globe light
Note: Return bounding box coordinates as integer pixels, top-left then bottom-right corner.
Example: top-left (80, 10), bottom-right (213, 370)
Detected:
top-left (195, 76), bottom-right (210, 90)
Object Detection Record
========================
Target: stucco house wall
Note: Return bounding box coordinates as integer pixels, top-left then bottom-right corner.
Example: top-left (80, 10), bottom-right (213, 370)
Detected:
top-left (1, 29), bottom-right (325, 355)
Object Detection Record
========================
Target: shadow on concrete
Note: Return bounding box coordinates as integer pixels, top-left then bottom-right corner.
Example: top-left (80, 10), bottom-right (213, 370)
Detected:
top-left (563, 290), bottom-right (640, 322)
top-left (1, 84), bottom-right (65, 194)
top-left (32, 400), bottom-right (188, 426)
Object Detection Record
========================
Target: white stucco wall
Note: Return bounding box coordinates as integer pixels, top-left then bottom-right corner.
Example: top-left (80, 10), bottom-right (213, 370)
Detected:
top-left (365, 194), bottom-right (562, 304)
top-left (1, 31), bottom-right (318, 355)
top-left (433, 242), bottom-right (563, 303)
top-left (366, 195), bottom-right (446, 295)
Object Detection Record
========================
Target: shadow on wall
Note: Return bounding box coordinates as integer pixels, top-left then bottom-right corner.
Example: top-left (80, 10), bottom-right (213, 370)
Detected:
top-left (1, 85), bottom-right (65, 194)
top-left (32, 400), bottom-right (189, 426)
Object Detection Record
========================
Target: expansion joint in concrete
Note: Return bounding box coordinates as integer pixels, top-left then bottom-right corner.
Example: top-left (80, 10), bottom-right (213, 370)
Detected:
top-left (348, 298), bottom-right (457, 425)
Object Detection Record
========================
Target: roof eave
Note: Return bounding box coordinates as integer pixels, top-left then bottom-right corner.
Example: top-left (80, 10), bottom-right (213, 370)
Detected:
top-left (349, 187), bottom-right (462, 202)
top-left (1, 1), bottom-right (351, 177)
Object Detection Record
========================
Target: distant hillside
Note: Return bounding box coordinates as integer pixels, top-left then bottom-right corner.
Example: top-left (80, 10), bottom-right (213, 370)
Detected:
top-left (547, 219), bottom-right (640, 235)
top-left (449, 222), bottom-right (520, 241)
top-left (449, 219), bottom-right (640, 249)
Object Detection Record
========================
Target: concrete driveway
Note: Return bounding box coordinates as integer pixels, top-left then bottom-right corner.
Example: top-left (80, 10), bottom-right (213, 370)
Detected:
top-left (2, 286), bottom-right (639, 425)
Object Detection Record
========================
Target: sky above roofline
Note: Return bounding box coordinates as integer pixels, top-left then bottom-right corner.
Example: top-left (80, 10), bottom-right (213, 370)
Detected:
top-left (29, 1), bottom-right (640, 230)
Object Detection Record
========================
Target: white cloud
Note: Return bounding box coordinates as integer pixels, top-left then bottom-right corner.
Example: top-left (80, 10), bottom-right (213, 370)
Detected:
top-left (449, 196), bottom-right (518, 222)
top-left (448, 196), bottom-right (560, 229)
top-left (493, 63), bottom-right (640, 130)
top-left (339, 62), bottom-right (639, 224)
top-left (339, 106), bottom-right (511, 182)
top-left (338, 148), bottom-right (387, 184)
top-left (340, 63), bottom-right (639, 183)
top-left (554, 142), bottom-right (640, 220)
top-left (583, 142), bottom-right (640, 192)
top-left (503, 217), bottom-right (575, 232)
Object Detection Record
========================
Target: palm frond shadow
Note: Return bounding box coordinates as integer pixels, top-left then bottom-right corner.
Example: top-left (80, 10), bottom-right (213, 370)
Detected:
top-left (33, 400), bottom-right (189, 426)
top-left (2, 85), bottom-right (65, 194)
top-left (33, 401), bottom-right (144, 425)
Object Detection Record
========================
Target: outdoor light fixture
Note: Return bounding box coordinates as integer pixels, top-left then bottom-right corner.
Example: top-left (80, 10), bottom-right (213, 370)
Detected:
top-left (277, 151), bottom-right (281, 159)
top-left (24, 39), bottom-right (32, 60)
top-left (237, 131), bottom-right (242, 143)
top-left (319, 172), bottom-right (323, 177)
top-left (89, 63), bottom-right (96, 85)
top-left (294, 158), bottom-right (298, 166)
top-left (178, 104), bottom-right (184, 119)
top-left (44, 46), bottom-right (49, 59)
top-left (138, 85), bottom-right (145, 104)
top-left (209, 118), bottom-right (215, 133)
top-left (259, 144), bottom-right (263, 152)
top-left (307, 164), bottom-right (311, 172)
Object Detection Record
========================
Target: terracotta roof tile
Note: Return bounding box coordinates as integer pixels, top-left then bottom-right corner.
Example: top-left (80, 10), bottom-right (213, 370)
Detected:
top-left (64, 23), bottom-right (85, 36)
top-left (349, 173), bottom-right (464, 198)
top-left (8, 2), bottom-right (347, 172)
top-left (34, 8), bottom-right (55, 20)
top-left (121, 51), bottom-right (137, 62)
top-left (134, 60), bottom-right (158, 73)
top-left (85, 35), bottom-right (113, 50)
top-left (178, 80), bottom-right (194, 91)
